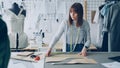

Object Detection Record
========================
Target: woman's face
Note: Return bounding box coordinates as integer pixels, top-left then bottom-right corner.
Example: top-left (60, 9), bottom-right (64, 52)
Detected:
top-left (70, 8), bottom-right (78, 21)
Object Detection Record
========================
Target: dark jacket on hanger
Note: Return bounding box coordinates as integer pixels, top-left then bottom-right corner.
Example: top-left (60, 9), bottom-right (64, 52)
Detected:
top-left (106, 2), bottom-right (120, 51)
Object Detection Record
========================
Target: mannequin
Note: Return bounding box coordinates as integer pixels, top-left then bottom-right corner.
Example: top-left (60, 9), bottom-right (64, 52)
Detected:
top-left (4, 2), bottom-right (28, 49)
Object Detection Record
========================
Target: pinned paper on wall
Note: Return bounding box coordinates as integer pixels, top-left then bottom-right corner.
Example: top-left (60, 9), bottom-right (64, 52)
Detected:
top-left (56, 1), bottom-right (66, 14)
top-left (45, 1), bottom-right (56, 14)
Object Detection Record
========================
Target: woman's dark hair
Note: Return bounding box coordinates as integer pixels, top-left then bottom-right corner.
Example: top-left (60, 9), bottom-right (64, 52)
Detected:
top-left (68, 3), bottom-right (83, 27)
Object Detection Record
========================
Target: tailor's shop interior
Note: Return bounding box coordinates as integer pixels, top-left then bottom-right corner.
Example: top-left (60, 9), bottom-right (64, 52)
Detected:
top-left (0, 0), bottom-right (120, 68)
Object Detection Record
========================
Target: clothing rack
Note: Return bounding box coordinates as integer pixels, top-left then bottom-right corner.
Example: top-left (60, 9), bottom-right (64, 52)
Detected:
top-left (107, 1), bottom-right (120, 52)
top-left (105, 0), bottom-right (120, 2)
top-left (96, 1), bottom-right (120, 52)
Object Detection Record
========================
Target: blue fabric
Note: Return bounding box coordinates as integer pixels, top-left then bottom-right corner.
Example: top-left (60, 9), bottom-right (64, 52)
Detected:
top-left (100, 1), bottom-right (115, 16)
top-left (66, 44), bottom-right (84, 52)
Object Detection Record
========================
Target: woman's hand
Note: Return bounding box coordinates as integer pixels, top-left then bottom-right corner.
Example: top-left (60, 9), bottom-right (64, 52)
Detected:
top-left (78, 47), bottom-right (87, 56)
top-left (46, 48), bottom-right (52, 57)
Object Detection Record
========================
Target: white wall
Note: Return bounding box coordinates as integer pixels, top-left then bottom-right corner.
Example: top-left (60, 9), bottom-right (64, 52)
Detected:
top-left (1, 0), bottom-right (105, 47)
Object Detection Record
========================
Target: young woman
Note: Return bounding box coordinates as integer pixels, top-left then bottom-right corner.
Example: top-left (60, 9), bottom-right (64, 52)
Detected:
top-left (46, 2), bottom-right (91, 56)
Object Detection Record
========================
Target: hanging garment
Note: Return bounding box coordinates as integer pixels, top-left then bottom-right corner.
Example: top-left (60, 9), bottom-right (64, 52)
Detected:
top-left (106, 2), bottom-right (120, 51)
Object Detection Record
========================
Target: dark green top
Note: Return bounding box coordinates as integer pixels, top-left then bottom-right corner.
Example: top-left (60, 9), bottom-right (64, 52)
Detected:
top-left (0, 18), bottom-right (10, 68)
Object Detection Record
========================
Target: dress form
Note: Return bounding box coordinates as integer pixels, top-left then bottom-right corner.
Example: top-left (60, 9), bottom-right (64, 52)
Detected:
top-left (5, 2), bottom-right (28, 48)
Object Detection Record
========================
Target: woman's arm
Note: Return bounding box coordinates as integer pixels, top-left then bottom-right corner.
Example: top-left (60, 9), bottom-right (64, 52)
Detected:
top-left (46, 20), bottom-right (67, 56)
top-left (79, 21), bottom-right (91, 56)
top-left (84, 22), bottom-right (91, 48)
